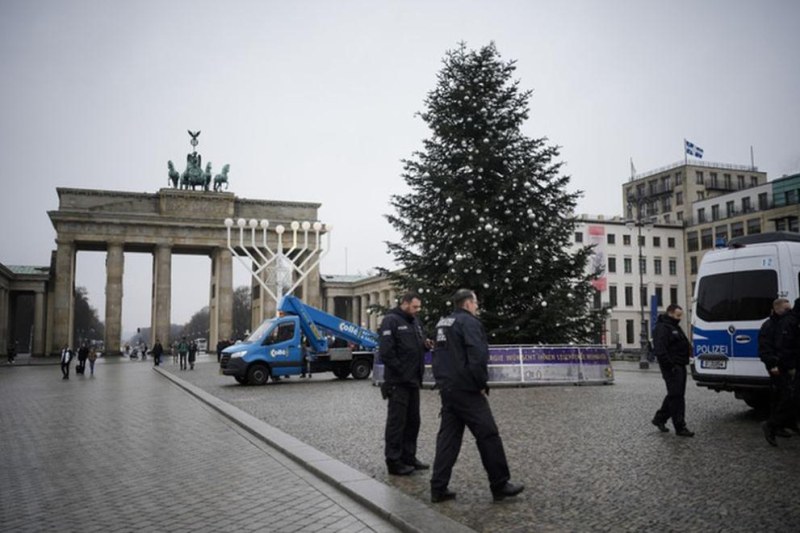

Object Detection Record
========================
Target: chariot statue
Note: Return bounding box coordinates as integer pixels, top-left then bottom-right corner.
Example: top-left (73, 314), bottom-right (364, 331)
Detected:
top-left (166, 130), bottom-right (230, 192)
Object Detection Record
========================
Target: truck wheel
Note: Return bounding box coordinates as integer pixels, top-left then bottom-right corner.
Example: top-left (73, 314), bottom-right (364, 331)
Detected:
top-left (332, 365), bottom-right (350, 379)
top-left (351, 358), bottom-right (372, 380)
top-left (247, 364), bottom-right (270, 386)
top-left (234, 376), bottom-right (247, 385)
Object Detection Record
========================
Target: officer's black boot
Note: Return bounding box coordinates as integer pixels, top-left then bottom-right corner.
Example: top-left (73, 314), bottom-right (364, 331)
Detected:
top-left (386, 461), bottom-right (414, 476)
top-left (431, 488), bottom-right (456, 503)
top-left (491, 482), bottom-right (524, 501)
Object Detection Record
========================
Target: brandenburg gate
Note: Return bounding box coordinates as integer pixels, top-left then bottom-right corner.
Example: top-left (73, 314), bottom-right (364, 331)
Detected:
top-left (47, 187), bottom-right (321, 355)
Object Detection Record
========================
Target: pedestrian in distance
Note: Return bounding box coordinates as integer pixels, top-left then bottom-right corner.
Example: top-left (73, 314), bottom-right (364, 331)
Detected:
top-left (379, 292), bottom-right (432, 476)
top-left (763, 298), bottom-right (800, 446)
top-left (651, 304), bottom-right (695, 437)
top-left (152, 339), bottom-right (164, 367)
top-left (87, 346), bottom-right (98, 376)
top-left (7, 341), bottom-right (16, 364)
top-left (178, 337), bottom-right (189, 371)
top-left (430, 289), bottom-right (524, 503)
top-left (172, 342), bottom-right (178, 364)
top-left (77, 342), bottom-right (89, 375)
top-left (188, 340), bottom-right (197, 370)
top-left (60, 345), bottom-right (73, 380)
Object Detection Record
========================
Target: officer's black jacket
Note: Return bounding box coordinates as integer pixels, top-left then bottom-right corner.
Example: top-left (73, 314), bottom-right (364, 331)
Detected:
top-left (378, 307), bottom-right (425, 387)
top-left (758, 313), bottom-right (782, 370)
top-left (652, 313), bottom-right (690, 366)
top-left (432, 309), bottom-right (489, 392)
top-left (776, 300), bottom-right (800, 371)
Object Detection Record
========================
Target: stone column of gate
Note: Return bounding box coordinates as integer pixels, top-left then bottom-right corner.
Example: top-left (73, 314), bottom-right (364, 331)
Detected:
top-left (209, 247), bottom-right (233, 348)
top-left (360, 294), bottom-right (369, 328)
top-left (326, 296), bottom-right (335, 315)
top-left (370, 291), bottom-right (380, 330)
top-left (104, 241), bottom-right (124, 355)
top-left (32, 290), bottom-right (46, 356)
top-left (52, 239), bottom-right (76, 353)
top-left (0, 287), bottom-right (8, 356)
top-left (150, 244), bottom-right (172, 347)
top-left (351, 296), bottom-right (360, 325)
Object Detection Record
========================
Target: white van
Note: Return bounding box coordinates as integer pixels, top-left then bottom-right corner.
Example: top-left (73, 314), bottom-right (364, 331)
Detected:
top-left (691, 232), bottom-right (800, 409)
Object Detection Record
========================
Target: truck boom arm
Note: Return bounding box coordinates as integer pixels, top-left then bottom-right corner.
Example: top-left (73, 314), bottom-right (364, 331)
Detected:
top-left (278, 295), bottom-right (379, 353)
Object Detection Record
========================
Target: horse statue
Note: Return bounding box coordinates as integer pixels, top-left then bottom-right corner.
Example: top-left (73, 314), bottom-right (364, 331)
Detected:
top-left (213, 164), bottom-right (230, 192)
top-left (167, 161), bottom-right (180, 188)
top-left (181, 151), bottom-right (209, 191)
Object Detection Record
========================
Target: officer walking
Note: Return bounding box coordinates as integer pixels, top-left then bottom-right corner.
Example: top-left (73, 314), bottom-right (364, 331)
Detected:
top-left (379, 292), bottom-right (431, 476)
top-left (651, 304), bottom-right (694, 437)
top-left (430, 289), bottom-right (524, 503)
top-left (764, 297), bottom-right (800, 445)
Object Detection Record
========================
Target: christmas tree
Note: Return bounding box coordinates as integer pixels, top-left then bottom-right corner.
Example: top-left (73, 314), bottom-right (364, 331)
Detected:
top-left (384, 42), bottom-right (605, 344)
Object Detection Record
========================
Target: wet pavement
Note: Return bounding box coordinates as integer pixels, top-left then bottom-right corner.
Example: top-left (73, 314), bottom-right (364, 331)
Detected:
top-left (171, 355), bottom-right (800, 532)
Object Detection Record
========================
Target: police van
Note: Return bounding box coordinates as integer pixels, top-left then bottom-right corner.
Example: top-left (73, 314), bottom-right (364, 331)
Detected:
top-left (691, 232), bottom-right (800, 409)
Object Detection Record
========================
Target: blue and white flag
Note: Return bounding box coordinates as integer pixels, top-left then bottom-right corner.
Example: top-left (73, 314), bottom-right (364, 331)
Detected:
top-left (685, 139), bottom-right (704, 158)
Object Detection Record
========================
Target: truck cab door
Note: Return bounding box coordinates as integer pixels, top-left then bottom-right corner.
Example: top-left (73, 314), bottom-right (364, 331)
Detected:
top-left (262, 318), bottom-right (303, 369)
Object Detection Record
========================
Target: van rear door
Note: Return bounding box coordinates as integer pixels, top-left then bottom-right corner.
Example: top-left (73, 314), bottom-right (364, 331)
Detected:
top-left (694, 246), bottom-right (778, 377)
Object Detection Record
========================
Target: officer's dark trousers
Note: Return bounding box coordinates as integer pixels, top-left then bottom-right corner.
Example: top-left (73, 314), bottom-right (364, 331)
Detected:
top-left (61, 361), bottom-right (69, 378)
top-left (384, 385), bottom-right (420, 465)
top-left (768, 370), bottom-right (796, 429)
top-left (431, 389), bottom-right (510, 492)
top-left (654, 363), bottom-right (687, 429)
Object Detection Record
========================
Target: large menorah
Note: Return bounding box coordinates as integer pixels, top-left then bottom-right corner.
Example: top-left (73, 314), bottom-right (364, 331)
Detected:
top-left (224, 218), bottom-right (331, 315)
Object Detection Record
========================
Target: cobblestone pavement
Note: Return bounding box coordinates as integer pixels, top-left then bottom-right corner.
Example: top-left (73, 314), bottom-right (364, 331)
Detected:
top-left (0, 358), bottom-right (400, 533)
top-left (172, 355), bottom-right (800, 532)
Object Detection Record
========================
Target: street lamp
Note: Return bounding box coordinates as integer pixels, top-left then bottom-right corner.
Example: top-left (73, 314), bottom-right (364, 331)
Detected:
top-left (626, 194), bottom-right (654, 370)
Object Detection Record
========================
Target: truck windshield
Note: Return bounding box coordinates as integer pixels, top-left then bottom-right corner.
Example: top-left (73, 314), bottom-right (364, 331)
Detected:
top-left (246, 320), bottom-right (275, 343)
top-left (696, 270), bottom-right (777, 322)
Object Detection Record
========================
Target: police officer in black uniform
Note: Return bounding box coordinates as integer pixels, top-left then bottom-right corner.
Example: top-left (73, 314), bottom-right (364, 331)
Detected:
top-left (764, 297), bottom-right (800, 445)
top-left (379, 292), bottom-right (430, 476)
top-left (758, 298), bottom-right (794, 444)
top-left (430, 289), bottom-right (524, 502)
top-left (651, 304), bottom-right (694, 437)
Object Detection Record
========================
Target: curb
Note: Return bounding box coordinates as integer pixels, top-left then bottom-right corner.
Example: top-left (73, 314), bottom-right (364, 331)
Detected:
top-left (153, 366), bottom-right (475, 533)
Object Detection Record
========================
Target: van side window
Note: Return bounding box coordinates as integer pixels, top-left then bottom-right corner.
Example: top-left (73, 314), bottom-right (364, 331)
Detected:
top-left (264, 323), bottom-right (296, 345)
top-left (696, 270), bottom-right (777, 322)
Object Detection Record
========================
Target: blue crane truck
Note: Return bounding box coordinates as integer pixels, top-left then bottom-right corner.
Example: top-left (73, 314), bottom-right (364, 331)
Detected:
top-left (219, 295), bottom-right (379, 385)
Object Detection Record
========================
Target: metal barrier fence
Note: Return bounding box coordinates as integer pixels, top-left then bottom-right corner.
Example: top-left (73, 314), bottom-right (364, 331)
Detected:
top-left (373, 345), bottom-right (614, 387)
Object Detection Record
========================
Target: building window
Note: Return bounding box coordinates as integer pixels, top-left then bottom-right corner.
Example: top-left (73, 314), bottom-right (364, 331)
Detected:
top-left (675, 172), bottom-right (683, 186)
top-left (653, 236), bottom-right (661, 247)
top-left (785, 190), bottom-right (798, 205)
top-left (697, 191), bottom-right (705, 201)
top-left (690, 256), bottom-right (698, 274)
top-left (687, 231), bottom-right (699, 252)
top-left (593, 289), bottom-right (602, 309)
top-left (698, 208), bottom-right (706, 223)
top-left (670, 286), bottom-right (678, 306)
top-left (742, 196), bottom-right (752, 212)
top-left (640, 286), bottom-right (648, 307)
top-left (609, 285), bottom-right (618, 307)
top-left (731, 221), bottom-right (744, 238)
top-left (654, 258), bottom-right (662, 275)
top-left (655, 286), bottom-right (664, 307)
top-left (701, 228), bottom-right (713, 249)
top-left (624, 257), bottom-right (633, 274)
top-left (664, 214), bottom-right (671, 223)
top-left (737, 175), bottom-right (745, 189)
top-left (677, 211), bottom-right (683, 222)
top-left (710, 172), bottom-right (718, 188)
top-left (608, 256), bottom-right (617, 273)
top-left (676, 191), bottom-right (683, 206)
top-left (625, 286), bottom-right (634, 307)
top-left (726, 201), bottom-right (735, 218)
top-left (668, 237), bottom-right (676, 248)
top-left (747, 218), bottom-right (761, 235)
top-left (724, 174), bottom-right (732, 189)
top-left (711, 205), bottom-right (720, 221)
top-left (715, 226), bottom-right (728, 247)
top-left (649, 180), bottom-right (658, 195)
top-left (623, 234), bottom-right (631, 246)
top-left (626, 320), bottom-right (635, 344)
top-left (750, 175), bottom-right (758, 186)
top-left (758, 192), bottom-right (769, 210)
top-left (695, 171), bottom-right (704, 185)
top-left (639, 256), bottom-right (647, 274)
top-left (638, 235), bottom-right (645, 246)
top-left (575, 231), bottom-right (583, 243)
top-left (668, 258), bottom-right (677, 276)
top-left (607, 233), bottom-right (616, 245)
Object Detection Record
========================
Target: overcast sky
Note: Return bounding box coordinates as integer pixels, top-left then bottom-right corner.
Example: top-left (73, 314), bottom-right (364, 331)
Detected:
top-left (1, 0), bottom-right (798, 336)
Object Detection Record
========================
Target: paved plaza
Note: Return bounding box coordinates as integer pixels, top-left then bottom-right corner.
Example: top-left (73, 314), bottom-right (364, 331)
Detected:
top-left (0, 358), bottom-right (423, 533)
top-left (171, 356), bottom-right (800, 532)
top-left (3, 354), bottom-right (800, 532)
